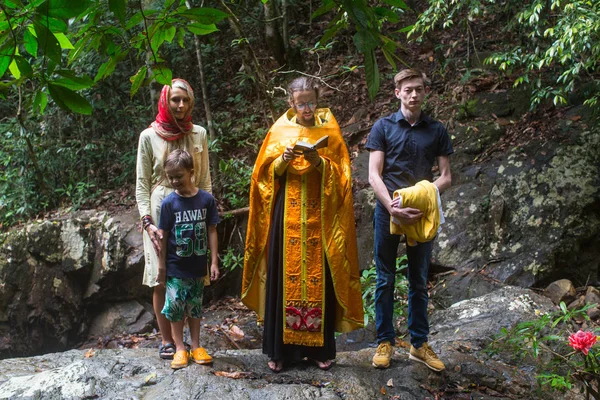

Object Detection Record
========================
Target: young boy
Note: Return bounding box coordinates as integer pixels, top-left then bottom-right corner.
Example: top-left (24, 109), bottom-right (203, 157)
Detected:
top-left (157, 149), bottom-right (220, 369)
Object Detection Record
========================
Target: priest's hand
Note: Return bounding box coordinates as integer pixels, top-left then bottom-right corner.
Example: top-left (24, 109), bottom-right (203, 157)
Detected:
top-left (304, 148), bottom-right (321, 167)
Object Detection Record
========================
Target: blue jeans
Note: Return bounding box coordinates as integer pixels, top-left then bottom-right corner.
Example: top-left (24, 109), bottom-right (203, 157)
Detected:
top-left (373, 203), bottom-right (432, 348)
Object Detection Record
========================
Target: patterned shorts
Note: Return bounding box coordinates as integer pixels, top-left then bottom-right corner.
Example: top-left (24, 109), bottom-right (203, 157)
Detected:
top-left (161, 277), bottom-right (205, 322)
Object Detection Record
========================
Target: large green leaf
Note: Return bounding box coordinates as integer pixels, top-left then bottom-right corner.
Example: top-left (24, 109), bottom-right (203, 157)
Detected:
top-left (152, 64), bottom-right (172, 86)
top-left (34, 15), bottom-right (67, 32)
top-left (177, 7), bottom-right (229, 24)
top-left (47, 82), bottom-right (92, 114)
top-left (54, 32), bottom-right (74, 49)
top-left (374, 7), bottom-right (399, 23)
top-left (9, 56), bottom-right (33, 79)
top-left (4, 0), bottom-right (24, 9)
top-left (94, 50), bottom-right (127, 82)
top-left (364, 49), bottom-right (380, 100)
top-left (187, 23), bottom-right (218, 36)
top-left (33, 89), bottom-right (49, 114)
top-left (40, 0), bottom-right (91, 20)
top-left (68, 33), bottom-right (90, 64)
top-left (108, 0), bottom-right (126, 24)
top-left (342, 0), bottom-right (370, 30)
top-left (0, 40), bottom-right (15, 79)
top-left (125, 11), bottom-right (144, 30)
top-left (33, 19), bottom-right (62, 63)
top-left (312, 0), bottom-right (336, 19)
top-left (23, 28), bottom-right (38, 56)
top-left (176, 27), bottom-right (185, 48)
top-left (130, 65), bottom-right (147, 97)
top-left (353, 30), bottom-right (379, 53)
top-left (54, 70), bottom-right (93, 90)
top-left (319, 10), bottom-right (345, 44)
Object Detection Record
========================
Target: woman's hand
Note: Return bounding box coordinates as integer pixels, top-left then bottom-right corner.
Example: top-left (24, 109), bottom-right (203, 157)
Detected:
top-left (145, 224), bottom-right (163, 255)
top-left (282, 146), bottom-right (299, 162)
top-left (303, 148), bottom-right (321, 167)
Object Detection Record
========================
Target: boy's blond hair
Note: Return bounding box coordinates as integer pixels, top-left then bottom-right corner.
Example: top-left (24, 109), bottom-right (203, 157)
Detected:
top-left (163, 149), bottom-right (194, 171)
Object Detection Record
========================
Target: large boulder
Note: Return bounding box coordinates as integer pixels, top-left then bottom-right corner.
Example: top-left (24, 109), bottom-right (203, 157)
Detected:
top-left (0, 210), bottom-right (149, 358)
top-left (429, 111), bottom-right (600, 305)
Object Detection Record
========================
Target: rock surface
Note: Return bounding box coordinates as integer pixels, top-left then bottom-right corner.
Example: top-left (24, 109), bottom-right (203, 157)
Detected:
top-left (429, 110), bottom-right (600, 305)
top-left (0, 286), bottom-right (584, 400)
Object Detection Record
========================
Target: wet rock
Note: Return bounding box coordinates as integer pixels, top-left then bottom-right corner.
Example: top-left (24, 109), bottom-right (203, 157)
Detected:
top-left (0, 210), bottom-right (148, 359)
top-left (88, 300), bottom-right (154, 337)
top-left (584, 286), bottom-right (600, 305)
top-left (568, 295), bottom-right (586, 311)
top-left (543, 279), bottom-right (577, 305)
top-left (0, 286), bottom-right (578, 400)
top-left (432, 125), bottom-right (600, 303)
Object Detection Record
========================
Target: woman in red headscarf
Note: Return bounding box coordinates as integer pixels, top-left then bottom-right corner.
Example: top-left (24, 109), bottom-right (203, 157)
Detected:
top-left (135, 79), bottom-right (212, 359)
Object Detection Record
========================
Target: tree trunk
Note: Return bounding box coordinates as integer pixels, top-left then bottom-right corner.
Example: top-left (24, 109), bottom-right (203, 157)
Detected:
top-left (281, 0), bottom-right (289, 50)
top-left (263, 0), bottom-right (285, 66)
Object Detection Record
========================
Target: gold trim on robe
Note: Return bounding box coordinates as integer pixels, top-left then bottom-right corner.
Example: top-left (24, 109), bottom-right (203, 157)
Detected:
top-left (242, 108), bottom-right (363, 345)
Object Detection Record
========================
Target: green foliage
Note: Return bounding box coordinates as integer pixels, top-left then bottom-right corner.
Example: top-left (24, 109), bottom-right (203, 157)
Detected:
top-left (219, 247), bottom-right (244, 272)
top-left (488, 301), bottom-right (599, 395)
top-left (217, 158), bottom-right (253, 210)
top-left (0, 0), bottom-right (228, 113)
top-left (361, 255), bottom-right (408, 327)
top-left (312, 0), bottom-right (409, 100)
top-left (410, 0), bottom-right (600, 109)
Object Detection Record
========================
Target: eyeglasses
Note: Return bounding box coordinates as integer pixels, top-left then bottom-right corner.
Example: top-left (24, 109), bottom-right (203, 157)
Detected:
top-left (295, 102), bottom-right (316, 110)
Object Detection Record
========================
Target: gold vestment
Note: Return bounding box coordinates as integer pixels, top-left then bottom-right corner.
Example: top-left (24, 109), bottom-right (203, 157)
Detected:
top-left (242, 108), bottom-right (363, 346)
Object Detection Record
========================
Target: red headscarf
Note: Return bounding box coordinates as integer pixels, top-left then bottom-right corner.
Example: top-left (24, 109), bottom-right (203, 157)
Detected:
top-left (151, 78), bottom-right (195, 141)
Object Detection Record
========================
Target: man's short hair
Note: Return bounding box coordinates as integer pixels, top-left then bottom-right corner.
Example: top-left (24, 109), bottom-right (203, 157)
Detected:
top-left (394, 69), bottom-right (428, 89)
top-left (164, 149), bottom-right (194, 171)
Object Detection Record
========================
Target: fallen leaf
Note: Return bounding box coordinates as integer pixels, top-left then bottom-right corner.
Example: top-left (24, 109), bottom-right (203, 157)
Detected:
top-left (213, 371), bottom-right (253, 379)
top-left (387, 378), bottom-right (394, 387)
top-left (84, 348), bottom-right (95, 358)
top-left (144, 373), bottom-right (157, 384)
top-left (229, 325), bottom-right (245, 339)
top-left (380, 386), bottom-right (387, 395)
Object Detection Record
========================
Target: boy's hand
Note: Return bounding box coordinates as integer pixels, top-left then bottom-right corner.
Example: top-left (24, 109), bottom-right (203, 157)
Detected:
top-left (210, 264), bottom-right (220, 281)
top-left (156, 268), bottom-right (166, 287)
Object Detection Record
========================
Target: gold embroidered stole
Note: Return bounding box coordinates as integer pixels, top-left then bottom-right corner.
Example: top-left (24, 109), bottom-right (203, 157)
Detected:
top-left (282, 167), bottom-right (324, 346)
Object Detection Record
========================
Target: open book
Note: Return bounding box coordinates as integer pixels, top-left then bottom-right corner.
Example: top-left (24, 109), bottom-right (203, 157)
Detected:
top-left (293, 135), bottom-right (329, 153)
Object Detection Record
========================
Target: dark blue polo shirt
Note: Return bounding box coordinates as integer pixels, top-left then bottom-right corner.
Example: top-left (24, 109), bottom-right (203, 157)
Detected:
top-left (366, 109), bottom-right (453, 195)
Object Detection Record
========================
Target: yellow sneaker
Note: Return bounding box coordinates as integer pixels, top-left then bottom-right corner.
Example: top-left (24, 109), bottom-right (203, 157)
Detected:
top-left (372, 341), bottom-right (394, 369)
top-left (190, 347), bottom-right (213, 365)
top-left (409, 343), bottom-right (445, 371)
top-left (170, 350), bottom-right (189, 369)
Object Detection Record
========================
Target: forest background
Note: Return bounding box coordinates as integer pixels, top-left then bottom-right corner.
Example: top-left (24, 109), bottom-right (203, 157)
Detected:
top-left (0, 0), bottom-right (599, 261)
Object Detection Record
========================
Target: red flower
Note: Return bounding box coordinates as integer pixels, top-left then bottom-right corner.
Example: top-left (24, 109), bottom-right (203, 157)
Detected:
top-left (568, 330), bottom-right (598, 355)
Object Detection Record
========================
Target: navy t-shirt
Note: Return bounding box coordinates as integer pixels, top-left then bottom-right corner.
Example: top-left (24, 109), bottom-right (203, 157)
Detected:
top-left (366, 109), bottom-right (454, 196)
top-left (158, 190), bottom-right (220, 279)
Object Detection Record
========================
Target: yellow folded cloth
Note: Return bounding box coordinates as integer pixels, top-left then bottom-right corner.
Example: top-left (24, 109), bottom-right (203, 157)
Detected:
top-left (390, 180), bottom-right (440, 246)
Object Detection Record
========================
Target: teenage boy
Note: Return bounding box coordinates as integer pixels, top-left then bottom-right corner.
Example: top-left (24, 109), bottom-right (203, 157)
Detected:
top-left (366, 69), bottom-right (453, 371)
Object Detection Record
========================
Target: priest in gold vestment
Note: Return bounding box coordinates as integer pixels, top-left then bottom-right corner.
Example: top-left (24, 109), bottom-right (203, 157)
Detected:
top-left (242, 77), bottom-right (363, 372)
